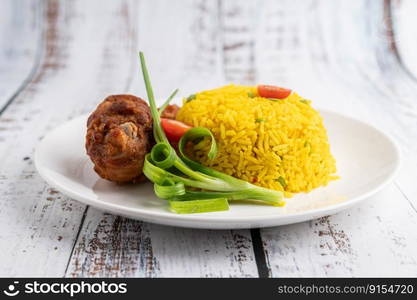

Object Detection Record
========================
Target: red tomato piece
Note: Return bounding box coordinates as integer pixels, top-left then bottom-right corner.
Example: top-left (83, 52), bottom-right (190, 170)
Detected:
top-left (257, 85), bottom-right (292, 99)
top-left (160, 118), bottom-right (192, 143)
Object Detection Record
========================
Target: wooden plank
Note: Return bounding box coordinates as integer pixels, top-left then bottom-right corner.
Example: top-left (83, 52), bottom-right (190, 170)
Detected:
top-left (0, 0), bottom-right (41, 110)
top-left (219, 0), bottom-right (258, 84)
top-left (67, 209), bottom-right (256, 277)
top-left (0, 0), bottom-right (141, 276)
top-left (262, 186), bottom-right (417, 276)
top-left (257, 0), bottom-right (417, 276)
top-left (383, 0), bottom-right (417, 206)
top-left (390, 0), bottom-right (417, 79)
top-left (65, 0), bottom-right (259, 278)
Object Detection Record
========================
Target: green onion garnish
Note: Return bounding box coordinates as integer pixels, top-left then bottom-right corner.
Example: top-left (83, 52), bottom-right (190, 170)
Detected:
top-left (276, 176), bottom-right (287, 188)
top-left (159, 89), bottom-right (179, 114)
top-left (186, 94), bottom-right (196, 102)
top-left (139, 52), bottom-right (285, 214)
top-left (169, 198), bottom-right (229, 214)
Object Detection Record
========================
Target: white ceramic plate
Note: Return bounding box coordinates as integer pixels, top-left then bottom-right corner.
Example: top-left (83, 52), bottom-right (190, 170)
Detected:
top-left (34, 110), bottom-right (400, 229)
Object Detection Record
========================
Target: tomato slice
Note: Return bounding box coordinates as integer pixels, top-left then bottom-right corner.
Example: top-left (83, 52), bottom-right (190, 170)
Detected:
top-left (257, 85), bottom-right (292, 99)
top-left (161, 118), bottom-right (192, 143)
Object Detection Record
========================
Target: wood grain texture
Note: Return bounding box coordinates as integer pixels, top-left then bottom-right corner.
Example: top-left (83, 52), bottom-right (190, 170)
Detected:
top-left (0, 0), bottom-right (41, 110)
top-left (0, 0), bottom-right (416, 277)
top-left (67, 209), bottom-right (256, 277)
top-left (258, 0), bottom-right (417, 277)
top-left (390, 0), bottom-right (417, 80)
top-left (0, 0), bottom-right (140, 276)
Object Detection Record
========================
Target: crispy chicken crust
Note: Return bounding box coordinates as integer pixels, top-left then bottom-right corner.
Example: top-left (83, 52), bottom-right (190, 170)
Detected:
top-left (86, 94), bottom-right (153, 183)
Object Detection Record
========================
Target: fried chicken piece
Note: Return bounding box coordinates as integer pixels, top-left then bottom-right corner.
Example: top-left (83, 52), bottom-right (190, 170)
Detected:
top-left (86, 94), bottom-right (153, 183)
top-left (160, 104), bottom-right (180, 120)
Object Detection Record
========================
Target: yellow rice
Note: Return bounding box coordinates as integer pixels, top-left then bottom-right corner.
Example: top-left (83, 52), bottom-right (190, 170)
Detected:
top-left (176, 85), bottom-right (338, 197)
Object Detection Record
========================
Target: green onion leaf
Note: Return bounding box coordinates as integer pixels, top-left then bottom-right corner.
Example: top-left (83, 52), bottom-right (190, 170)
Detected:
top-left (143, 154), bottom-right (169, 185)
top-left (139, 52), bottom-right (167, 144)
top-left (159, 89), bottom-right (179, 115)
top-left (144, 154), bottom-right (214, 190)
top-left (169, 189), bottom-right (284, 205)
top-left (179, 127), bottom-right (217, 161)
top-left (151, 142), bottom-right (176, 169)
top-left (276, 176), bottom-right (287, 188)
top-left (154, 178), bottom-right (185, 199)
top-left (169, 198), bottom-right (229, 214)
top-left (186, 94), bottom-right (196, 102)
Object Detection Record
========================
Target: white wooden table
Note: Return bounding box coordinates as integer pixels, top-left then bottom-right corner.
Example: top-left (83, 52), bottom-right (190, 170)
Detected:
top-left (1, 0), bottom-right (416, 277)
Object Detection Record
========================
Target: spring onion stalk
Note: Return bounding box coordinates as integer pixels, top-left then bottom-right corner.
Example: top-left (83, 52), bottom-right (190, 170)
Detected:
top-left (159, 88), bottom-right (179, 114)
top-left (169, 198), bottom-right (229, 214)
top-left (139, 52), bottom-right (285, 213)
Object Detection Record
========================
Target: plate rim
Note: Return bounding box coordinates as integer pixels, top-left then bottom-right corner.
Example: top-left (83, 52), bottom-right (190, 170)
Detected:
top-left (34, 109), bottom-right (402, 228)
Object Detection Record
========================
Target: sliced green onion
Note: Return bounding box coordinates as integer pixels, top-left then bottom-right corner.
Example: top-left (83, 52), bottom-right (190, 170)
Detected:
top-left (143, 154), bottom-right (169, 185)
top-left (186, 94), bottom-right (196, 102)
top-left (276, 176), bottom-right (287, 188)
top-left (169, 198), bottom-right (229, 214)
top-left (178, 133), bottom-right (248, 188)
top-left (159, 89), bottom-right (179, 114)
top-left (179, 127), bottom-right (217, 160)
top-left (143, 154), bottom-right (214, 190)
top-left (150, 143), bottom-right (176, 169)
top-left (168, 189), bottom-right (285, 206)
top-left (139, 52), bottom-right (167, 144)
top-left (154, 179), bottom-right (185, 199)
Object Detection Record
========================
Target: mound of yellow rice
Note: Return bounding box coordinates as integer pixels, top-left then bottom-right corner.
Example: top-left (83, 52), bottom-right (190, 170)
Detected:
top-left (176, 85), bottom-right (338, 197)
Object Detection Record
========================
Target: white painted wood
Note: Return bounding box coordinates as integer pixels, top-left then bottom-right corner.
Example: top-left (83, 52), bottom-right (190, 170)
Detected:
top-left (258, 0), bottom-right (417, 277)
top-left (391, 0), bottom-right (417, 79)
top-left (0, 0), bottom-right (142, 276)
top-left (0, 0), bottom-right (416, 277)
top-left (67, 208), bottom-right (257, 277)
top-left (0, 0), bottom-right (41, 108)
top-left (262, 186), bottom-right (417, 276)
top-left (148, 225), bottom-right (256, 277)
